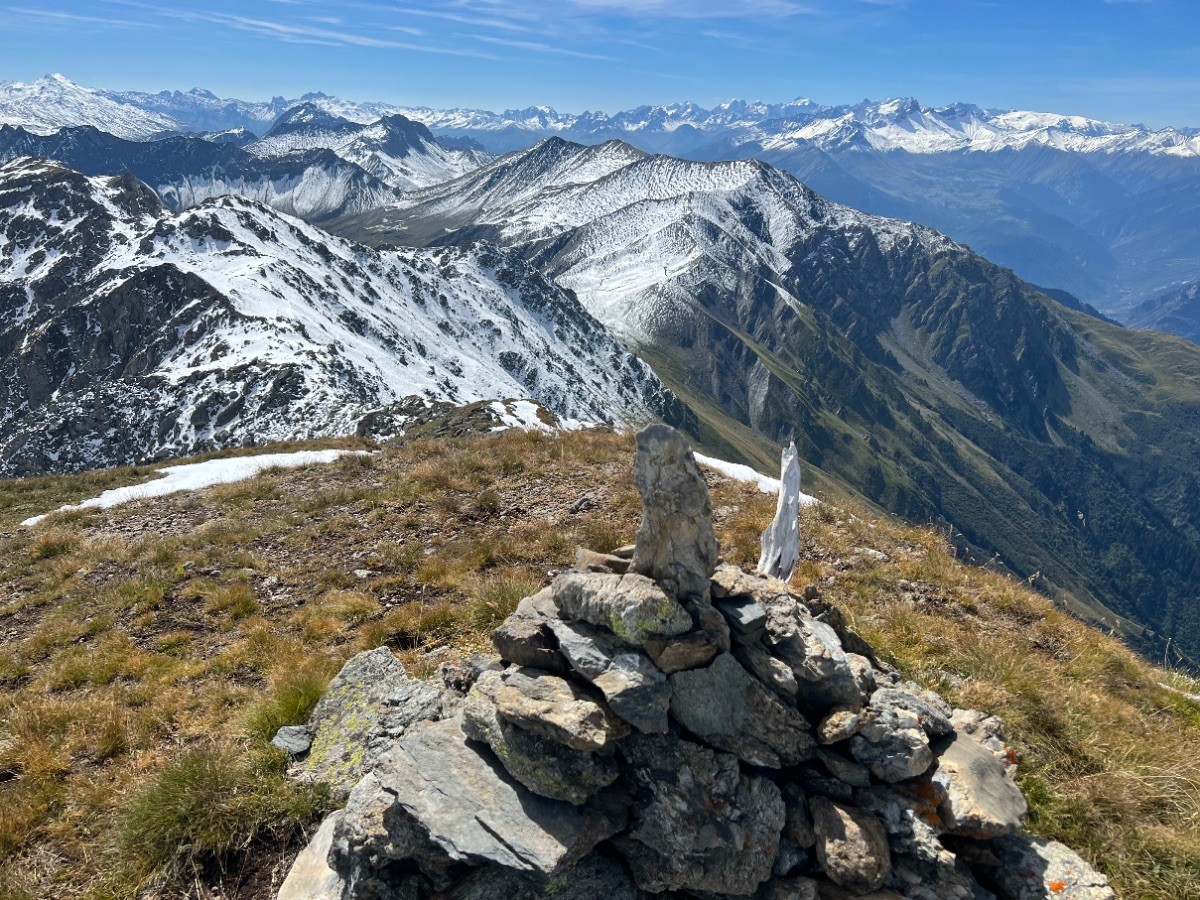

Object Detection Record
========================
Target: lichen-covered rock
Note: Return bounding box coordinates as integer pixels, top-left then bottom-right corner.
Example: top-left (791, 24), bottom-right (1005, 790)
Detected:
top-left (463, 671), bottom-right (620, 804)
top-left (618, 732), bottom-right (785, 894)
top-left (546, 617), bottom-right (671, 732)
top-left (303, 647), bottom-right (449, 799)
top-left (371, 717), bottom-right (627, 876)
top-left (670, 653), bottom-right (816, 767)
top-left (931, 731), bottom-right (1027, 838)
top-left (492, 666), bottom-right (630, 752)
top-left (553, 571), bottom-right (693, 646)
top-left (811, 796), bottom-right (892, 895)
top-left (629, 424), bottom-right (720, 602)
top-left (850, 705), bottom-right (934, 783)
top-left (980, 834), bottom-right (1115, 900)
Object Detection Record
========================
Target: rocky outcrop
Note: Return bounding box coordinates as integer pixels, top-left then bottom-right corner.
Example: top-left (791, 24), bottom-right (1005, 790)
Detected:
top-left (274, 426), bottom-right (1113, 900)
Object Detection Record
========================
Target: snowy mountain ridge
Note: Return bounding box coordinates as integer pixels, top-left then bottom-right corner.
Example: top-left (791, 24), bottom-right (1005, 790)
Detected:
top-left (3, 75), bottom-right (1197, 159)
top-left (0, 156), bottom-right (675, 476)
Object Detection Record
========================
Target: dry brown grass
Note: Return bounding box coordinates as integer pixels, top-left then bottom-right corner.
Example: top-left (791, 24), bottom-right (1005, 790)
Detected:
top-left (0, 428), bottom-right (1196, 898)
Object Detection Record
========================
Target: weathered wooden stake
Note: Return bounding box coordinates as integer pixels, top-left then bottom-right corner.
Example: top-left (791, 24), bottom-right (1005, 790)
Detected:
top-left (757, 442), bottom-right (801, 582)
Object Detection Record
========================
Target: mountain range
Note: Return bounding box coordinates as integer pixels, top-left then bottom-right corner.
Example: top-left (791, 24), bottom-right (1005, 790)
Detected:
top-left (0, 156), bottom-right (677, 477)
top-left (4, 75), bottom-right (1200, 667)
top-left (5, 74), bottom-right (1200, 319)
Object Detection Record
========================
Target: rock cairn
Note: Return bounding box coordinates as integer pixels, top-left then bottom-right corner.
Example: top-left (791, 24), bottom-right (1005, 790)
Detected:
top-left (277, 425), bottom-right (1114, 900)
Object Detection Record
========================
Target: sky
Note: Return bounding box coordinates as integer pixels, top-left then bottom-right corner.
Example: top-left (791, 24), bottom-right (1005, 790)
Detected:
top-left (1, 1), bottom-right (1198, 127)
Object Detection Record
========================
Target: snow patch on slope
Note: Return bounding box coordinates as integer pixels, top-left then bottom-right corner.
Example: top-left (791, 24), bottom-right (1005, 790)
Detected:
top-left (21, 450), bottom-right (365, 526)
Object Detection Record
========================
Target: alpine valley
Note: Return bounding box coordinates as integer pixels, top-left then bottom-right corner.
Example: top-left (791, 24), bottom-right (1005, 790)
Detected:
top-left (4, 74), bottom-right (1200, 672)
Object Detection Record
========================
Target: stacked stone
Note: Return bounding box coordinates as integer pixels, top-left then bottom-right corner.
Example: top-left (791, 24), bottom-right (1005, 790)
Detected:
top-left (277, 425), bottom-right (1114, 900)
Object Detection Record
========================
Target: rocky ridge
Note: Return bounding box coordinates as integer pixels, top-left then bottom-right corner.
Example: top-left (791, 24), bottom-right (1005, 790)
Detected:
top-left (272, 426), bottom-right (1113, 900)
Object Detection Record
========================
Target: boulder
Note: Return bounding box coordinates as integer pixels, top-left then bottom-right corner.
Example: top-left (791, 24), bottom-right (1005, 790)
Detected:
top-left (760, 599), bottom-right (863, 709)
top-left (810, 796), bottom-right (892, 895)
top-left (932, 731), bottom-right (1027, 838)
top-left (553, 571), bottom-right (693, 646)
top-left (629, 424), bottom-right (720, 602)
top-left (618, 732), bottom-right (785, 894)
top-left (492, 666), bottom-right (630, 752)
top-left (546, 617), bottom-right (671, 732)
top-left (463, 671), bottom-right (620, 804)
top-left (737, 641), bottom-right (801, 701)
top-left (670, 653), bottom-right (816, 767)
top-left (850, 705), bottom-right (934, 783)
top-left (302, 647), bottom-right (448, 799)
top-left (371, 717), bottom-right (627, 876)
top-left (980, 834), bottom-right (1115, 900)
top-left (492, 587), bottom-right (568, 674)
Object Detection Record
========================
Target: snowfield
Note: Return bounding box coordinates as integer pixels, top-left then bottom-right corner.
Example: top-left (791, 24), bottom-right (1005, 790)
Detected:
top-left (21, 450), bottom-right (367, 526)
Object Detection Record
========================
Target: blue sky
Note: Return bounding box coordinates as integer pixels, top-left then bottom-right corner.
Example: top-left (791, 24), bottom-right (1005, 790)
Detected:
top-left (1, 1), bottom-right (1198, 127)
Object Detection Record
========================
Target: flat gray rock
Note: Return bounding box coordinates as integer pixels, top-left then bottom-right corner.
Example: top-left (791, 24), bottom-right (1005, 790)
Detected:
top-left (871, 687), bottom-right (954, 738)
top-left (618, 733), bottom-right (785, 895)
top-left (932, 731), bottom-right (1027, 838)
top-left (463, 672), bottom-right (619, 805)
top-left (669, 653), bottom-right (816, 767)
top-left (277, 812), bottom-right (345, 900)
top-left (492, 587), bottom-right (568, 674)
top-left (374, 717), bottom-right (627, 876)
top-left (983, 834), bottom-right (1115, 900)
top-left (548, 617), bottom-right (671, 732)
top-left (271, 724), bottom-right (312, 756)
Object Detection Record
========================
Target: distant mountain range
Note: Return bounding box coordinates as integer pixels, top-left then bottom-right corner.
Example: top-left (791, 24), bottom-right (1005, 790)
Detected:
top-left (3, 73), bottom-right (1200, 318)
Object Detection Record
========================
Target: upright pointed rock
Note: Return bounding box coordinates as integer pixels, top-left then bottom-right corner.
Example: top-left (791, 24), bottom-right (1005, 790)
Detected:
top-left (630, 424), bottom-right (720, 602)
top-left (758, 442), bottom-right (802, 582)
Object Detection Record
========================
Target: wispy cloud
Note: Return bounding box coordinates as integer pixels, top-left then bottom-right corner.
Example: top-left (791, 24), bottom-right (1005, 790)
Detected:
top-left (468, 33), bottom-right (616, 60)
top-left (4, 5), bottom-right (158, 29)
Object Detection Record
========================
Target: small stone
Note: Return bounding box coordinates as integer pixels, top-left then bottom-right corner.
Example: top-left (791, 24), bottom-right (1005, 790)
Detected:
top-left (760, 598), bottom-right (863, 710)
top-left (758, 875), bottom-right (820, 900)
top-left (811, 796), bottom-right (892, 895)
top-left (271, 724), bottom-right (312, 756)
top-left (610, 544), bottom-right (636, 560)
top-left (932, 731), bottom-right (1027, 838)
top-left (871, 688), bottom-right (954, 738)
top-left (493, 667), bottom-right (630, 752)
top-left (714, 593), bottom-right (768, 639)
top-left (439, 653), bottom-right (501, 695)
top-left (817, 707), bottom-right (861, 745)
top-left (574, 547), bottom-right (631, 574)
top-left (737, 642), bottom-right (801, 701)
top-left (847, 654), bottom-right (877, 696)
top-left (817, 747), bottom-right (872, 788)
top-left (629, 424), bottom-right (720, 601)
top-left (782, 782), bottom-right (817, 847)
top-left (645, 631), bottom-right (719, 674)
top-left (553, 572), bottom-right (693, 645)
top-left (546, 617), bottom-right (671, 732)
top-left (463, 672), bottom-right (619, 805)
top-left (669, 653), bottom-right (816, 767)
top-left (850, 706), bottom-right (934, 783)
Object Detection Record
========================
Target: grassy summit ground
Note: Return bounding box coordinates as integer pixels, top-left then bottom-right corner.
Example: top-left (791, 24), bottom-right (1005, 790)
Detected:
top-left (0, 429), bottom-right (1197, 899)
